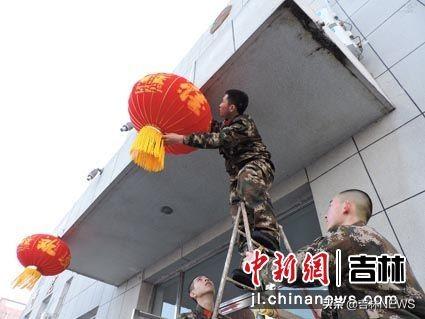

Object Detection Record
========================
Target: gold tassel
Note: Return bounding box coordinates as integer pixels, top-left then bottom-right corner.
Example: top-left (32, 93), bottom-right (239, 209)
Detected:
top-left (12, 266), bottom-right (42, 290)
top-left (130, 125), bottom-right (165, 172)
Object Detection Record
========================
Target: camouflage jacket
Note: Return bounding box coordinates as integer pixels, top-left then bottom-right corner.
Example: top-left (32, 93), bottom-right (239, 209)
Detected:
top-left (178, 305), bottom-right (227, 319)
top-left (261, 221), bottom-right (425, 318)
top-left (183, 114), bottom-right (274, 177)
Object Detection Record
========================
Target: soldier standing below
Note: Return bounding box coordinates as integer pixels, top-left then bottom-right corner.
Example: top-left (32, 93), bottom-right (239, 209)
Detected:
top-left (179, 276), bottom-right (225, 319)
top-left (246, 189), bottom-right (425, 318)
top-left (163, 89), bottom-right (279, 288)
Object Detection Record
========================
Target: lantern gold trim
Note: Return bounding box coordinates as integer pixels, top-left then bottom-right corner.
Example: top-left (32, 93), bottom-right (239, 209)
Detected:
top-left (130, 125), bottom-right (165, 172)
top-left (12, 266), bottom-right (42, 290)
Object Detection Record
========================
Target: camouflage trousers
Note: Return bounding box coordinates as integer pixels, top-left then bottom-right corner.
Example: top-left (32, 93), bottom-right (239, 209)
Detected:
top-left (229, 159), bottom-right (279, 252)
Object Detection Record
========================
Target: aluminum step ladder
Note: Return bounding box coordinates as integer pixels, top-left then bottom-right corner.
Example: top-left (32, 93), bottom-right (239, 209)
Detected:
top-left (212, 202), bottom-right (275, 319)
top-left (212, 202), bottom-right (319, 319)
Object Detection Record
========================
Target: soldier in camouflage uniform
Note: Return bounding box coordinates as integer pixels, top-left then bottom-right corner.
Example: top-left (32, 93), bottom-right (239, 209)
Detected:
top-left (179, 275), bottom-right (227, 319)
top-left (248, 189), bottom-right (425, 318)
top-left (164, 89), bottom-right (280, 288)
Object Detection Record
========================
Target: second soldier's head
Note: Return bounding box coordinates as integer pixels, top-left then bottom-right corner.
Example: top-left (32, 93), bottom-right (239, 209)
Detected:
top-left (188, 275), bottom-right (215, 302)
top-left (325, 189), bottom-right (373, 231)
top-left (219, 89), bottom-right (249, 120)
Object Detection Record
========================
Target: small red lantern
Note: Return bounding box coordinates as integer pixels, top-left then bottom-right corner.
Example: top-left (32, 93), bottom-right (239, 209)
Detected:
top-left (13, 234), bottom-right (71, 289)
top-left (128, 73), bottom-right (212, 172)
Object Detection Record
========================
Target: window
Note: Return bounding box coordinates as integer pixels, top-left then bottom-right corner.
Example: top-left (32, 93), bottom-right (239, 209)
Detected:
top-left (53, 277), bottom-right (73, 317)
top-left (152, 276), bottom-right (179, 319)
top-left (278, 201), bottom-right (322, 252)
top-left (76, 306), bottom-right (98, 319)
top-left (36, 295), bottom-right (51, 319)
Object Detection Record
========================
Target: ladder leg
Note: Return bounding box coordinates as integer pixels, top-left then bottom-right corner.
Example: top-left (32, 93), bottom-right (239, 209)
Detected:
top-left (278, 226), bottom-right (320, 319)
top-left (279, 225), bottom-right (293, 253)
top-left (240, 202), bottom-right (254, 252)
top-left (212, 206), bottom-right (241, 319)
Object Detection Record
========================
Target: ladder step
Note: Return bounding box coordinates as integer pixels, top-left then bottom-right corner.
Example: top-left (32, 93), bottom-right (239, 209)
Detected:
top-left (225, 276), bottom-right (257, 292)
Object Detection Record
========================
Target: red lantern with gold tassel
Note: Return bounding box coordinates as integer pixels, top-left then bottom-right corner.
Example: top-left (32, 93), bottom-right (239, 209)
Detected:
top-left (128, 73), bottom-right (212, 172)
top-left (13, 234), bottom-right (71, 289)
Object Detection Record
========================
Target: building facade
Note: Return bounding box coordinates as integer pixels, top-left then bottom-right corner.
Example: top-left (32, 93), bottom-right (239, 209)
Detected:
top-left (21, 0), bottom-right (425, 318)
top-left (0, 298), bottom-right (25, 319)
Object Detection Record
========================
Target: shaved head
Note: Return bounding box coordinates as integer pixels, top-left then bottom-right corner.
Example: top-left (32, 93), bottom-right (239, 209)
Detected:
top-left (337, 189), bottom-right (372, 222)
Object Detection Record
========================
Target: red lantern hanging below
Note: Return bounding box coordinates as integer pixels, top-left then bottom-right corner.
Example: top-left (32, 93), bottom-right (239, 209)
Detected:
top-left (128, 73), bottom-right (212, 172)
top-left (13, 234), bottom-right (71, 290)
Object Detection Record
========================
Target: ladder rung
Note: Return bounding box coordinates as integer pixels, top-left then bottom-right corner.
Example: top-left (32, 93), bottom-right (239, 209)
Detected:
top-left (225, 276), bottom-right (257, 292)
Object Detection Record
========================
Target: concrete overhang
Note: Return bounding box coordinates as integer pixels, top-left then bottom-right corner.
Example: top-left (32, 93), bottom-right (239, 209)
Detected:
top-left (62, 0), bottom-right (393, 286)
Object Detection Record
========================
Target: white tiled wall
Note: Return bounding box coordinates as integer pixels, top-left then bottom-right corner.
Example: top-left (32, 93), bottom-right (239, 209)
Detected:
top-left (354, 70), bottom-right (421, 148)
top-left (366, 1), bottom-right (425, 67)
top-left (351, 0), bottom-right (408, 36)
top-left (309, 153), bottom-right (384, 229)
top-left (391, 43), bottom-right (425, 112)
top-left (367, 212), bottom-right (403, 252)
top-left (194, 18), bottom-right (235, 87)
top-left (361, 116), bottom-right (425, 208)
top-left (232, 0), bottom-right (283, 48)
top-left (307, 0), bottom-right (425, 289)
top-left (386, 191), bottom-right (425, 288)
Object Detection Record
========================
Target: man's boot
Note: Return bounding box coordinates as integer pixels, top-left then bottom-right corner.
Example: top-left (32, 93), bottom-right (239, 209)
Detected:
top-left (251, 230), bottom-right (280, 253)
top-left (230, 268), bottom-right (255, 290)
top-left (231, 242), bottom-right (255, 290)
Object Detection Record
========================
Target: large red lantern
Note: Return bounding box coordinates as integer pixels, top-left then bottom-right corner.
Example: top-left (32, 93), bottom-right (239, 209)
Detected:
top-left (128, 73), bottom-right (212, 172)
top-left (13, 234), bottom-right (71, 289)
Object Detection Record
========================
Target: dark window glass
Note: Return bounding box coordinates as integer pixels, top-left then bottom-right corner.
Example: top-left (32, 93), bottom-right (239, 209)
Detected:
top-left (152, 276), bottom-right (179, 319)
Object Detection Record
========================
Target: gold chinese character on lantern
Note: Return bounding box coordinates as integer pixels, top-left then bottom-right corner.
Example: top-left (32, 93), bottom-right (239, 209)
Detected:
top-left (37, 239), bottom-right (58, 256)
top-left (177, 83), bottom-right (208, 116)
top-left (135, 73), bottom-right (170, 94)
top-left (58, 255), bottom-right (71, 268)
top-left (17, 237), bottom-right (32, 252)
